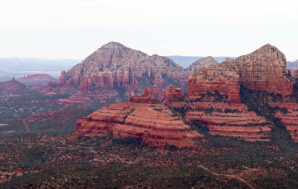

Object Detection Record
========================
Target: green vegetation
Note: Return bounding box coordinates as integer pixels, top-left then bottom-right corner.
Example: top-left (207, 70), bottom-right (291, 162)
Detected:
top-left (239, 85), bottom-right (297, 159)
top-left (1, 165), bottom-right (248, 189)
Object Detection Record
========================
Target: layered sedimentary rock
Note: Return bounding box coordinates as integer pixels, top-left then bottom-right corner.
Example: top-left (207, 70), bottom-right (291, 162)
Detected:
top-left (58, 42), bottom-right (188, 102)
top-left (187, 44), bottom-right (293, 104)
top-left (187, 60), bottom-right (241, 103)
top-left (16, 74), bottom-right (57, 85)
top-left (75, 103), bottom-right (203, 148)
top-left (186, 56), bottom-right (219, 73)
top-left (169, 102), bottom-right (272, 141)
top-left (269, 102), bottom-right (298, 142)
top-left (183, 44), bottom-right (297, 141)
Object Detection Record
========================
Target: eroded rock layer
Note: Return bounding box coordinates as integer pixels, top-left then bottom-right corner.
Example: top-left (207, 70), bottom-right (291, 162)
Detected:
top-left (75, 103), bottom-right (203, 148)
top-left (169, 102), bottom-right (272, 141)
top-left (187, 44), bottom-right (293, 103)
top-left (269, 102), bottom-right (298, 142)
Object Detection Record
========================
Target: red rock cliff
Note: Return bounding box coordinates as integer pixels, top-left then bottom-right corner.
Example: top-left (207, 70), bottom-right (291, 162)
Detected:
top-left (74, 103), bottom-right (204, 148)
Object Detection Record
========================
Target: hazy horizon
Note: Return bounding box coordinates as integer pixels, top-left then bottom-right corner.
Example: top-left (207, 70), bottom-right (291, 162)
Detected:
top-left (0, 0), bottom-right (298, 61)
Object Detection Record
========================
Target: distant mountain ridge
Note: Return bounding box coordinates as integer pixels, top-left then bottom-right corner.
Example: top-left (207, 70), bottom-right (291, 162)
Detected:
top-left (16, 74), bottom-right (57, 85)
top-left (168, 56), bottom-right (235, 68)
top-left (0, 57), bottom-right (80, 78)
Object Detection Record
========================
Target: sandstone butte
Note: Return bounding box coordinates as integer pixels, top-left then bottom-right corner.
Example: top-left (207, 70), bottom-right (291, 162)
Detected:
top-left (183, 44), bottom-right (297, 142)
top-left (74, 44), bottom-right (297, 146)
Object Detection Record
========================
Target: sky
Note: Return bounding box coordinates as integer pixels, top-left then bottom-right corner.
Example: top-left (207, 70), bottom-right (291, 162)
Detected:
top-left (0, 0), bottom-right (297, 61)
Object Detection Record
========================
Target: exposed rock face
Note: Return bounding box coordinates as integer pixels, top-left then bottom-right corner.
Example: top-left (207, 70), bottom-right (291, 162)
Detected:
top-left (17, 74), bottom-right (57, 85)
top-left (187, 44), bottom-right (293, 104)
top-left (75, 103), bottom-right (203, 148)
top-left (187, 60), bottom-right (241, 103)
top-left (129, 88), bottom-right (152, 103)
top-left (235, 44), bottom-right (293, 95)
top-left (0, 78), bottom-right (28, 95)
top-left (183, 44), bottom-right (297, 142)
top-left (165, 85), bottom-right (184, 103)
top-left (58, 42), bottom-right (188, 102)
top-left (169, 102), bottom-right (272, 142)
top-left (186, 56), bottom-right (219, 73)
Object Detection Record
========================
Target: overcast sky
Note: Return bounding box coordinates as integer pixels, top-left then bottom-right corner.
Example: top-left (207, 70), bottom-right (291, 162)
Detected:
top-left (0, 0), bottom-right (297, 60)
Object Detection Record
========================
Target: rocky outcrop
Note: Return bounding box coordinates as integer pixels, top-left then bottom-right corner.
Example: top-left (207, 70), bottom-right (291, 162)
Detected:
top-left (183, 44), bottom-right (297, 141)
top-left (187, 44), bottom-right (293, 103)
top-left (165, 85), bottom-right (184, 103)
top-left (129, 88), bottom-right (152, 103)
top-left (186, 56), bottom-right (219, 73)
top-left (58, 42), bottom-right (188, 102)
top-left (235, 44), bottom-right (293, 95)
top-left (169, 102), bottom-right (272, 142)
top-left (75, 103), bottom-right (203, 148)
top-left (187, 60), bottom-right (241, 103)
top-left (16, 74), bottom-right (57, 85)
top-left (0, 78), bottom-right (28, 95)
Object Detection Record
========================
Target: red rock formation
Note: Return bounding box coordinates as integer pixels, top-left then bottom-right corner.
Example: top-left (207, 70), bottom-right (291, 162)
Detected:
top-left (75, 103), bottom-right (204, 148)
top-left (183, 44), bottom-right (296, 141)
top-left (57, 42), bottom-right (188, 103)
top-left (235, 44), bottom-right (293, 95)
top-left (187, 60), bottom-right (241, 103)
top-left (168, 102), bottom-right (272, 142)
top-left (166, 85), bottom-right (184, 103)
top-left (187, 44), bottom-right (293, 103)
top-left (16, 74), bottom-right (57, 85)
top-left (129, 88), bottom-right (152, 103)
